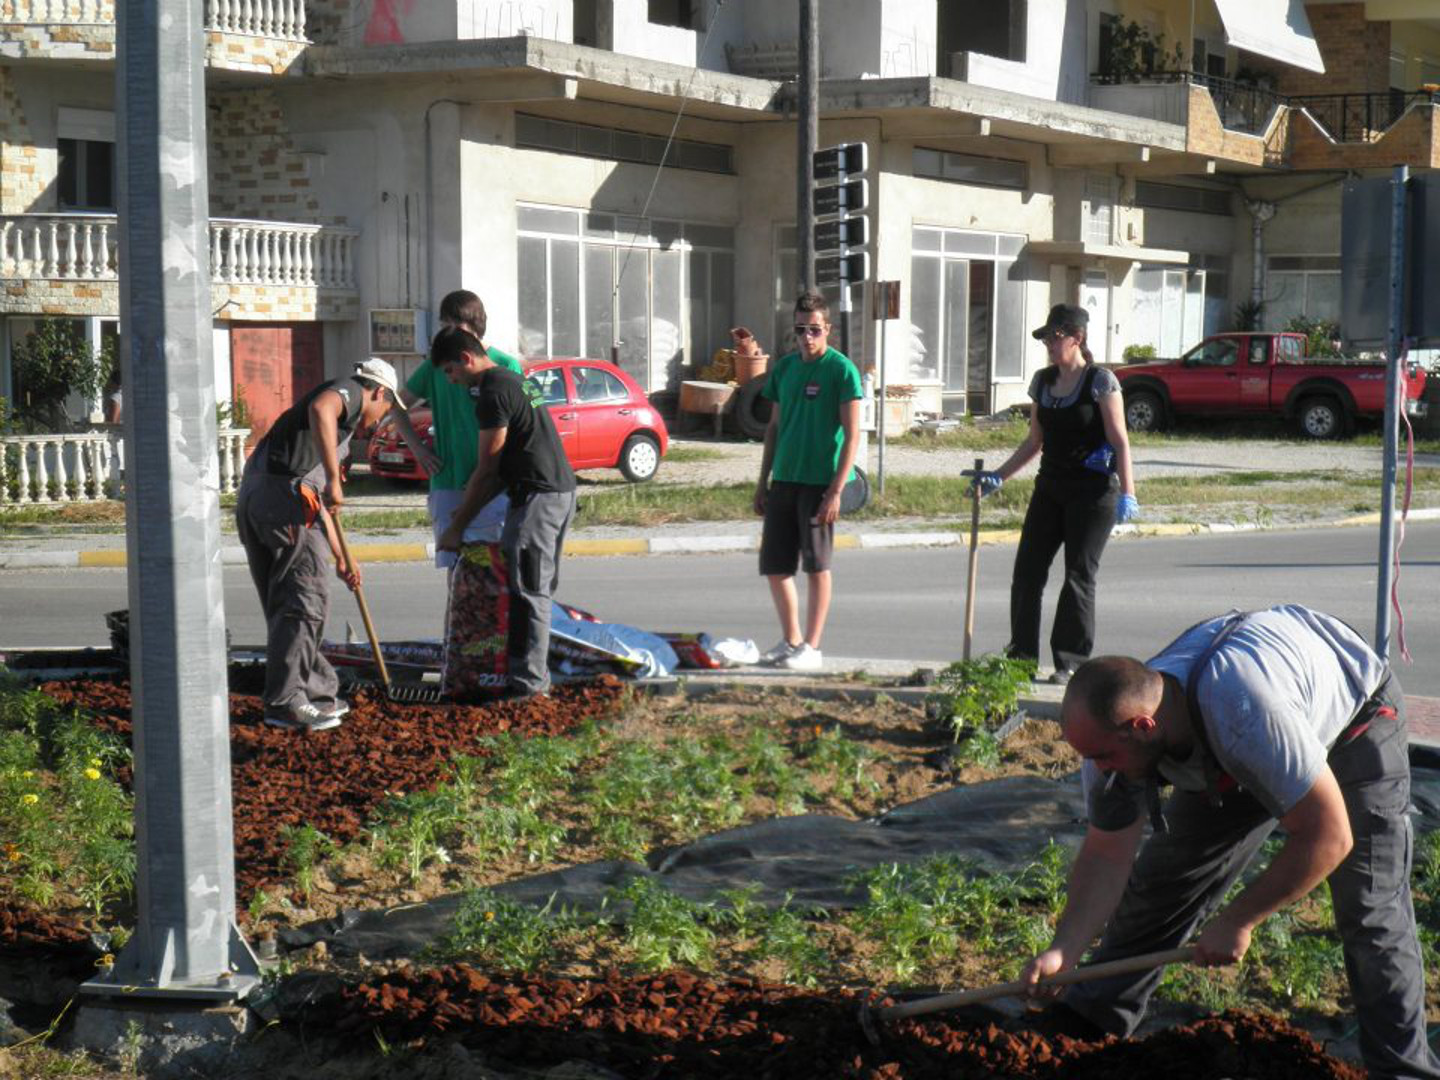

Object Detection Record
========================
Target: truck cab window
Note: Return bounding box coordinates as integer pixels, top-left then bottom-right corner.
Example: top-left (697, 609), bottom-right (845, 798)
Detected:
top-left (1186, 339), bottom-right (1238, 367)
top-left (1248, 338), bottom-right (1270, 365)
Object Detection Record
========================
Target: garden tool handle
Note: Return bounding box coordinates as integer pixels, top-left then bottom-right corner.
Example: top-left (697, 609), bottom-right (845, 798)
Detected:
top-left (963, 456), bottom-right (982, 662)
top-left (876, 946), bottom-right (1196, 1022)
top-left (331, 515), bottom-right (391, 689)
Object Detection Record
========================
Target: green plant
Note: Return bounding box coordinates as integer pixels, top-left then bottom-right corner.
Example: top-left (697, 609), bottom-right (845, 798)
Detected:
top-left (1122, 344), bottom-right (1157, 362)
top-left (926, 654), bottom-right (1036, 744)
top-left (1234, 298), bottom-right (1265, 331)
top-left (754, 897), bottom-right (830, 987)
top-left (613, 877), bottom-right (715, 971)
top-left (215, 386), bottom-right (252, 431)
top-left (279, 823), bottom-right (334, 903)
top-left (1285, 315), bottom-right (1343, 358)
top-left (738, 728), bottom-right (814, 814)
top-left (369, 787), bottom-right (465, 882)
top-left (1099, 19), bottom-right (1185, 83)
top-left (434, 888), bottom-right (575, 969)
top-left (799, 724), bottom-right (878, 801)
top-left (9, 319), bottom-right (112, 432)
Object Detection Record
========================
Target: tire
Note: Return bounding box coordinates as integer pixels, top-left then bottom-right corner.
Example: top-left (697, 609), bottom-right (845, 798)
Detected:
top-left (618, 432), bottom-right (661, 482)
top-left (1296, 395), bottom-right (1348, 440)
top-left (840, 465), bottom-right (869, 514)
top-left (734, 374), bottom-right (774, 440)
top-left (1124, 389), bottom-right (1164, 433)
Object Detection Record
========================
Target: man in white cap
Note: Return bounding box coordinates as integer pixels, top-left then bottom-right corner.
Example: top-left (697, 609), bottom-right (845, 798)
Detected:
top-left (235, 358), bottom-right (401, 731)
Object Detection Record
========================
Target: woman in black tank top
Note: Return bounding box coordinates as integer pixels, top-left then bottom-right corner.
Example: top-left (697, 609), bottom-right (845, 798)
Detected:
top-left (970, 304), bottom-right (1138, 682)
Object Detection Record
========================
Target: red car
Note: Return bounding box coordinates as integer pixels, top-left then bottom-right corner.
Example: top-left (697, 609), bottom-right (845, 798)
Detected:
top-left (367, 356), bottom-right (670, 483)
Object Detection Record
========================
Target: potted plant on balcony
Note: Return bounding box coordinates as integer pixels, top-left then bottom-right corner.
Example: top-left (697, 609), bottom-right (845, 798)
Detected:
top-left (1100, 19), bottom-right (1184, 84)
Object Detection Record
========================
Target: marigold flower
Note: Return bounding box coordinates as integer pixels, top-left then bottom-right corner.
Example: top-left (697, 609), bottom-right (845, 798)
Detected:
top-left (21, 793), bottom-right (38, 805)
top-left (21, 770), bottom-right (33, 779)
top-left (484, 911), bottom-right (495, 922)
top-left (88, 758), bottom-right (102, 769)
top-left (6, 849), bottom-right (20, 863)
top-left (813, 725), bottom-right (823, 737)
top-left (84, 767), bottom-right (102, 781)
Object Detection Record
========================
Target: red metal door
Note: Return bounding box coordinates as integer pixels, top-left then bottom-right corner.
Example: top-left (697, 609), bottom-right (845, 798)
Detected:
top-left (230, 323), bottom-right (324, 446)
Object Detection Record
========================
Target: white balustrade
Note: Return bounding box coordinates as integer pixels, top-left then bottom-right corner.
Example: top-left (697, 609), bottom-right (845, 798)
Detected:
top-left (5, 0), bottom-right (305, 40)
top-left (1, 214), bottom-right (359, 291)
top-left (0, 429), bottom-right (250, 506)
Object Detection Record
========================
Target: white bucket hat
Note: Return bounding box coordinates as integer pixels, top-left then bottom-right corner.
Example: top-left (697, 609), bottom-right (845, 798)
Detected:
top-left (354, 357), bottom-right (405, 408)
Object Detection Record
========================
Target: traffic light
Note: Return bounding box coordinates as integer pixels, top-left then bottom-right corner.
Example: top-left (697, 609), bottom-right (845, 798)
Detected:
top-left (811, 142), bottom-right (869, 289)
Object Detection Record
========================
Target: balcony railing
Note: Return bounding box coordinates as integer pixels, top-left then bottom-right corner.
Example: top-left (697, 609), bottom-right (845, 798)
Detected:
top-left (0, 214), bottom-right (358, 290)
top-left (0, 428), bottom-right (250, 506)
top-left (1289, 89), bottom-right (1440, 143)
top-left (1091, 70), bottom-right (1287, 136)
top-left (2, 0), bottom-right (305, 40)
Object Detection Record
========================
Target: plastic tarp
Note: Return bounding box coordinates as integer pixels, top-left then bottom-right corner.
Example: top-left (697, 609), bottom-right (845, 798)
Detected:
top-left (281, 762), bottom-right (1440, 961)
top-left (1212, 0), bottom-right (1324, 74)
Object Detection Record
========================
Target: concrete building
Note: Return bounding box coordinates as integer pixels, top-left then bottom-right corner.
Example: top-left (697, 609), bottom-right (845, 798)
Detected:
top-left (1, 0), bottom-right (1437, 436)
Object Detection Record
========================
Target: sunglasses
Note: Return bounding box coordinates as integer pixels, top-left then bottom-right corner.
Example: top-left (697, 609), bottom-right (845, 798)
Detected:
top-left (1042, 328), bottom-right (1076, 344)
top-left (794, 325), bottom-right (827, 338)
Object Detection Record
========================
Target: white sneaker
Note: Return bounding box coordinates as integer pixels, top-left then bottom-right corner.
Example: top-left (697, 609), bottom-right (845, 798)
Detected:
top-left (315, 699), bottom-right (350, 721)
top-left (760, 639), bottom-right (802, 666)
top-left (264, 701), bottom-right (342, 732)
top-left (781, 644), bottom-right (823, 672)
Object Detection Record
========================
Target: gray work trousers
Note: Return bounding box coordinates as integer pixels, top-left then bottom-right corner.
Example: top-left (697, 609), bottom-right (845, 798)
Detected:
top-left (235, 472), bottom-right (340, 713)
top-left (1066, 673), bottom-right (1439, 1080)
top-left (501, 488), bottom-right (575, 695)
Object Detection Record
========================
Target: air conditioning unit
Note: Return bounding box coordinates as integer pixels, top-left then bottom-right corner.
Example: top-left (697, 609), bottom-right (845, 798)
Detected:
top-left (368, 308), bottom-right (431, 355)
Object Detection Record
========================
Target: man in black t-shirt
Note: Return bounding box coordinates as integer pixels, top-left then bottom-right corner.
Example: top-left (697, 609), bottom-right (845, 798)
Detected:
top-left (431, 327), bottom-right (577, 699)
top-left (236, 358), bottom-right (401, 731)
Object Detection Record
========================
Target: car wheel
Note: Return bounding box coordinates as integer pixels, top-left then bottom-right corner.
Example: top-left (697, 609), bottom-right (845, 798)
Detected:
top-left (1124, 389), bottom-right (1164, 433)
top-left (1297, 395), bottom-right (1348, 440)
top-left (618, 433), bottom-right (661, 482)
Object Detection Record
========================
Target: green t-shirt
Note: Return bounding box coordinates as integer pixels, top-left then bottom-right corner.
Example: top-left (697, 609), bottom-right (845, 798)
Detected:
top-left (762, 346), bottom-right (863, 487)
top-left (405, 346), bottom-right (522, 491)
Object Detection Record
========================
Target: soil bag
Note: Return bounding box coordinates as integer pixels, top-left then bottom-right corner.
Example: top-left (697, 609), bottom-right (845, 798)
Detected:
top-left (441, 542), bottom-right (510, 698)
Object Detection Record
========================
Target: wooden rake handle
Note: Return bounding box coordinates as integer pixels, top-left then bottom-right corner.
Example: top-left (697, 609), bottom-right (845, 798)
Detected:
top-left (876, 946), bottom-right (1196, 1023)
top-left (331, 514), bottom-right (391, 689)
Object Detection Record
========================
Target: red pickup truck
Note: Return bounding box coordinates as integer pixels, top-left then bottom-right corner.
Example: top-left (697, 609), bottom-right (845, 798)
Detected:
top-left (1114, 332), bottom-right (1428, 439)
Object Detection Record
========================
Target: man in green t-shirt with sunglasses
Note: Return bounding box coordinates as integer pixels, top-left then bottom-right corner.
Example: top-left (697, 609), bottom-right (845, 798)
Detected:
top-left (752, 290), bottom-right (862, 672)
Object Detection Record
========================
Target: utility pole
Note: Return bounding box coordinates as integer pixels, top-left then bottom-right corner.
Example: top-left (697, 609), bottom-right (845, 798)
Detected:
top-left (83, 0), bottom-right (258, 1003)
top-left (1375, 164), bottom-right (1407, 658)
top-left (797, 0), bottom-right (818, 292)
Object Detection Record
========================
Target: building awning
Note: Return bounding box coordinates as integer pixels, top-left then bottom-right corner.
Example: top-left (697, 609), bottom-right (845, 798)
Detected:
top-left (1213, 0), bottom-right (1325, 74)
top-left (1025, 241), bottom-right (1190, 266)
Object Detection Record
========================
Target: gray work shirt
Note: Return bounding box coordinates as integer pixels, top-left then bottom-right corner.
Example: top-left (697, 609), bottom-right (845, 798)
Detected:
top-left (1083, 605), bottom-right (1386, 829)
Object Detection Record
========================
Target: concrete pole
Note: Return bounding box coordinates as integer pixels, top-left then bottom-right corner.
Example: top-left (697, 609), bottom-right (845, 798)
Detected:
top-left (82, 0), bottom-right (258, 1002)
top-left (1375, 165), bottom-right (1407, 658)
top-left (797, 0), bottom-right (818, 293)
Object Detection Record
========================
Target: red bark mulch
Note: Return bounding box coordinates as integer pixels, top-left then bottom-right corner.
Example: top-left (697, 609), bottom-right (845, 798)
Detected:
top-left (319, 965), bottom-right (1364, 1080)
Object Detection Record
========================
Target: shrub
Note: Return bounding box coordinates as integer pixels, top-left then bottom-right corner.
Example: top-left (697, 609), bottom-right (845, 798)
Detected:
top-left (9, 319), bottom-right (113, 432)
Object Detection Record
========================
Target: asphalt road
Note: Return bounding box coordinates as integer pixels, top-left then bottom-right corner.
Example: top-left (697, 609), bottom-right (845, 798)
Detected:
top-left (2, 521), bottom-right (1436, 695)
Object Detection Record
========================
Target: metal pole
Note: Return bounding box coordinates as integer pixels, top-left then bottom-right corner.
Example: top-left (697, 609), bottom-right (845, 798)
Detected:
top-left (797, 0), bottom-right (818, 292)
top-left (876, 289), bottom-right (887, 497)
top-left (84, 0), bottom-right (258, 1002)
top-left (1375, 164), bottom-right (1407, 658)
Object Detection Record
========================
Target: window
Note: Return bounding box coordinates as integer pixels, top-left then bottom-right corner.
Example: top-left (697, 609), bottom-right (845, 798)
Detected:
top-left (58, 138), bottom-right (115, 210)
top-left (1248, 337), bottom-right (1270, 365)
top-left (648, 0), bottom-right (697, 29)
top-left (1134, 180), bottom-right (1231, 216)
top-left (1084, 174), bottom-right (1116, 246)
top-left (938, 0), bottom-right (1027, 64)
top-left (573, 366), bottom-right (628, 402)
top-left (913, 148), bottom-right (1026, 190)
top-left (1265, 255), bottom-right (1340, 329)
top-left (528, 366), bottom-right (570, 404)
top-left (517, 205), bottom-right (734, 392)
top-left (516, 113), bottom-right (732, 174)
top-left (1184, 338), bottom-right (1238, 367)
top-left (908, 226), bottom-right (1027, 406)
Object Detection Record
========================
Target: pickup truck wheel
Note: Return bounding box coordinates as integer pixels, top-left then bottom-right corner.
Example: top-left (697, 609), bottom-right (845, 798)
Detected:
top-left (1297, 396), bottom-right (1348, 440)
top-left (1124, 390), bottom-right (1164, 433)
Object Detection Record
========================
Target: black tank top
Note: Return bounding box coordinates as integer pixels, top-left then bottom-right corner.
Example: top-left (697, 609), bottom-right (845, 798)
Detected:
top-left (1036, 364), bottom-right (1109, 482)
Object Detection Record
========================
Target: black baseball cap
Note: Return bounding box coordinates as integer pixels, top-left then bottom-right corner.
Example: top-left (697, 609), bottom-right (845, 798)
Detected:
top-left (1032, 303), bottom-right (1089, 340)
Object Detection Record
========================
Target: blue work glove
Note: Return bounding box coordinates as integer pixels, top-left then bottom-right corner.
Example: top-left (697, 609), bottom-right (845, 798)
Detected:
top-left (968, 471), bottom-right (1003, 498)
top-left (1116, 493), bottom-right (1140, 524)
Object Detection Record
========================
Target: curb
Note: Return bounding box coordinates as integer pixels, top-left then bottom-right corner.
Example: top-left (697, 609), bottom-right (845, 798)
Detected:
top-left (4, 507), bottom-right (1439, 570)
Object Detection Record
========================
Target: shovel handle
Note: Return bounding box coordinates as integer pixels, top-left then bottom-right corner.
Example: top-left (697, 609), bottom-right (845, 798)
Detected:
top-left (332, 515), bottom-right (391, 689)
top-left (876, 946), bottom-right (1196, 1023)
top-left (962, 456), bottom-right (983, 662)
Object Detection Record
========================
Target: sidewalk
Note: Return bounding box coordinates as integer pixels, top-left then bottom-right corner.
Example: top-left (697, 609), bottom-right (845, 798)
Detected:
top-left (3, 506), bottom-right (1437, 569)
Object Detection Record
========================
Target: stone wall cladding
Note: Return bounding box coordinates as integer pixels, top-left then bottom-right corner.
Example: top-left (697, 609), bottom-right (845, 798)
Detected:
top-left (1184, 85), bottom-right (1288, 168)
top-left (204, 31), bottom-right (306, 75)
top-left (0, 278), bottom-right (348, 321)
top-left (208, 89), bottom-right (324, 222)
top-left (0, 67), bottom-right (45, 214)
top-left (1248, 3), bottom-right (1389, 97)
top-left (0, 21), bottom-right (114, 61)
top-left (0, 278), bottom-right (117, 316)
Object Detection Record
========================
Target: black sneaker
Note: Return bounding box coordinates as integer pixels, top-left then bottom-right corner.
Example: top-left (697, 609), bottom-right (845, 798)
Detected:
top-left (263, 702), bottom-right (342, 732)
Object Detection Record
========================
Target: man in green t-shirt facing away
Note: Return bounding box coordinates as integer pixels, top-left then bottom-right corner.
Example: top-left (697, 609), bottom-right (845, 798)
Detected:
top-left (753, 290), bottom-right (863, 672)
top-left (384, 290), bottom-right (524, 570)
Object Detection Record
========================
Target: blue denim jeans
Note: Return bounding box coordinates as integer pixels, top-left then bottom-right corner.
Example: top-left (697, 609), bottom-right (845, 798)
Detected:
top-left (1066, 673), bottom-right (1440, 1080)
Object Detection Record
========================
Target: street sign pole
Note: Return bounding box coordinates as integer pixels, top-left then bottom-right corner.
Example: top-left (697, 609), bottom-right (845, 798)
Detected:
top-left (83, 0), bottom-right (258, 1003)
top-left (797, 0), bottom-right (818, 292)
top-left (1376, 164), bottom-right (1407, 658)
top-left (874, 282), bottom-right (900, 496)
